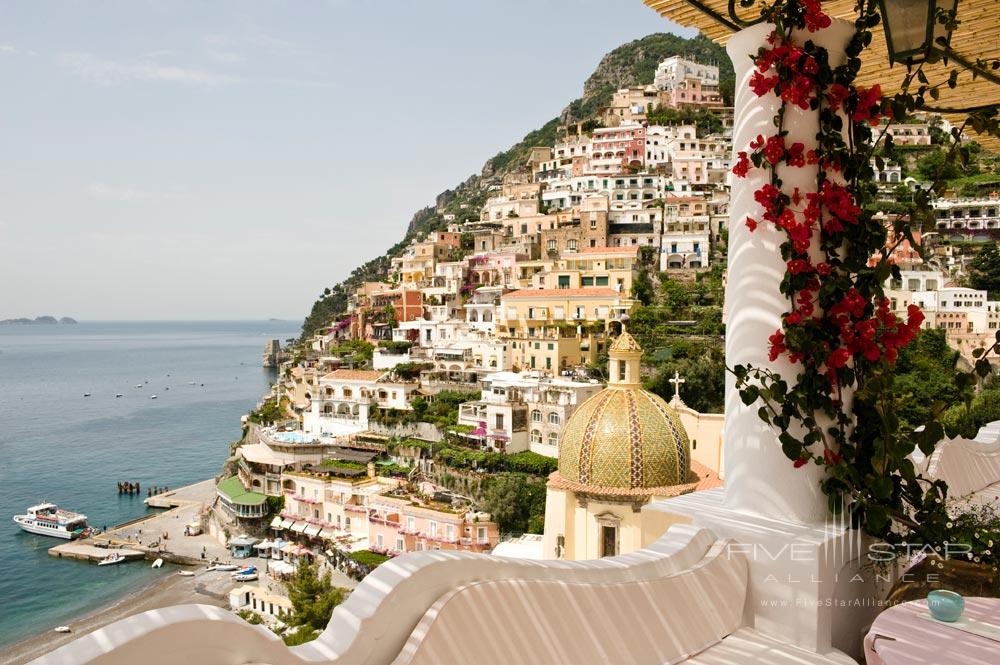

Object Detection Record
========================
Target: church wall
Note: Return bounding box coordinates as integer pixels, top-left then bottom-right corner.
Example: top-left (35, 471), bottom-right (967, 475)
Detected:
top-left (542, 486), bottom-right (571, 560)
top-left (676, 405), bottom-right (724, 476)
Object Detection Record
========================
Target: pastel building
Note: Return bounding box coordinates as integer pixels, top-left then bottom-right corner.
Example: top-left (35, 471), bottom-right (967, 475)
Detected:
top-left (367, 490), bottom-right (500, 555)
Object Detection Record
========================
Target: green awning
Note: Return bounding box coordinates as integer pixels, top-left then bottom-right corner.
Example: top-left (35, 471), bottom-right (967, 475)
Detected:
top-left (217, 476), bottom-right (266, 506)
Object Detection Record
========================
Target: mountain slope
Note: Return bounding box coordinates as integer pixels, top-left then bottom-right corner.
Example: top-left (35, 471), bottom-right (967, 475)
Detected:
top-left (300, 32), bottom-right (732, 339)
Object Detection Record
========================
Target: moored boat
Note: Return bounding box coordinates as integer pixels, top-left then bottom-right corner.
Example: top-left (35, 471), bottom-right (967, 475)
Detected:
top-left (213, 563), bottom-right (239, 571)
top-left (152, 558), bottom-right (163, 569)
top-left (233, 572), bottom-right (258, 582)
top-left (178, 570), bottom-right (195, 577)
top-left (13, 503), bottom-right (90, 540)
top-left (98, 552), bottom-right (125, 566)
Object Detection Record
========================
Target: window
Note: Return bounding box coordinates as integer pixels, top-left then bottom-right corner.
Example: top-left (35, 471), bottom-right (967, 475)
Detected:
top-left (548, 413), bottom-right (560, 425)
top-left (446, 524), bottom-right (455, 541)
top-left (407, 516), bottom-right (415, 532)
top-left (547, 239), bottom-right (557, 251)
top-left (345, 516), bottom-right (351, 529)
top-left (532, 409), bottom-right (542, 422)
top-left (477, 526), bottom-right (488, 543)
top-left (396, 538), bottom-right (404, 552)
top-left (568, 240), bottom-right (577, 251)
top-left (495, 413), bottom-right (504, 430)
top-left (596, 276), bottom-right (609, 286)
top-left (548, 432), bottom-right (559, 447)
top-left (531, 429), bottom-right (542, 444)
top-left (590, 219), bottom-right (598, 229)
top-left (429, 521), bottom-right (438, 538)
top-left (377, 534), bottom-right (384, 548)
top-left (337, 515), bottom-right (342, 528)
top-left (557, 275), bottom-right (570, 288)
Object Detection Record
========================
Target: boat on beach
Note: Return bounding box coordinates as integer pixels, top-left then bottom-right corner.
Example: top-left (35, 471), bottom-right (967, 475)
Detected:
top-left (231, 565), bottom-right (256, 577)
top-left (54, 626), bottom-right (71, 634)
top-left (233, 572), bottom-right (258, 582)
top-left (212, 563), bottom-right (239, 572)
top-left (152, 558), bottom-right (163, 569)
top-left (178, 570), bottom-right (195, 577)
top-left (13, 503), bottom-right (91, 540)
top-left (97, 553), bottom-right (125, 566)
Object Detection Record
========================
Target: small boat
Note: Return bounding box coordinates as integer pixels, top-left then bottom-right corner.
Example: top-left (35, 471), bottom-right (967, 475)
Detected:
top-left (135, 384), bottom-right (143, 389)
top-left (178, 570), bottom-right (195, 577)
top-left (233, 572), bottom-right (258, 582)
top-left (150, 395), bottom-right (158, 399)
top-left (54, 626), bottom-right (72, 634)
top-left (115, 393), bottom-right (123, 398)
top-left (83, 393), bottom-right (91, 397)
top-left (189, 381), bottom-right (196, 385)
top-left (231, 565), bottom-right (257, 577)
top-left (152, 558), bottom-right (163, 569)
top-left (98, 553), bottom-right (125, 566)
top-left (213, 564), bottom-right (239, 572)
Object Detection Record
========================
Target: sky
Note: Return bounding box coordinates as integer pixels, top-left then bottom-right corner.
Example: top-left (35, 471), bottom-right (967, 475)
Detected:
top-left (0, 0), bottom-right (690, 321)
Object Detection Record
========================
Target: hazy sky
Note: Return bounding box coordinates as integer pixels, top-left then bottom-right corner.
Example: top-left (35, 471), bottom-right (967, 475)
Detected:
top-left (0, 1), bottom-right (689, 321)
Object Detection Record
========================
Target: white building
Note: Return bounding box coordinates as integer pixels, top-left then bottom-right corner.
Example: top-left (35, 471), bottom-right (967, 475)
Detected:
top-left (303, 369), bottom-right (418, 435)
top-left (932, 196), bottom-right (1000, 236)
top-left (653, 55), bottom-right (720, 91)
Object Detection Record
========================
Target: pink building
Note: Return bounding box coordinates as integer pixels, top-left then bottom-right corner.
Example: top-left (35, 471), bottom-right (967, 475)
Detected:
top-left (367, 491), bottom-right (500, 556)
top-left (665, 77), bottom-right (724, 109)
top-left (588, 124), bottom-right (647, 175)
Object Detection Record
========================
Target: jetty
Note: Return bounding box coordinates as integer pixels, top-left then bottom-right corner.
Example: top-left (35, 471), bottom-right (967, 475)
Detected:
top-left (49, 543), bottom-right (145, 563)
top-left (48, 478), bottom-right (229, 566)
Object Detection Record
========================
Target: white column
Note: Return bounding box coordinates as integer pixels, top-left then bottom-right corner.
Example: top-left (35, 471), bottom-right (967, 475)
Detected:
top-left (723, 20), bottom-right (856, 524)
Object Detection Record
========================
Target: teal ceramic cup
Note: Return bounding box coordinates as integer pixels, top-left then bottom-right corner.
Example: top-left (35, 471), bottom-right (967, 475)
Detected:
top-left (927, 590), bottom-right (965, 622)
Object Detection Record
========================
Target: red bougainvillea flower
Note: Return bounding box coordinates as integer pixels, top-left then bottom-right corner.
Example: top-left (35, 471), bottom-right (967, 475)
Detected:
top-left (827, 347), bottom-right (851, 369)
top-left (802, 0), bottom-right (832, 31)
top-left (787, 258), bottom-right (813, 275)
top-left (732, 151), bottom-right (751, 177)
top-left (764, 135), bottom-right (786, 165)
top-left (793, 457), bottom-right (810, 468)
top-left (750, 71), bottom-right (779, 97)
top-left (785, 311), bottom-right (803, 325)
top-left (780, 75), bottom-right (815, 110)
top-left (823, 448), bottom-right (842, 465)
top-left (768, 330), bottom-right (787, 361)
top-left (852, 84), bottom-right (883, 125)
top-left (826, 83), bottom-right (850, 111)
top-left (745, 216), bottom-right (759, 232)
top-left (816, 262), bottom-right (832, 276)
top-left (749, 134), bottom-right (766, 150)
top-left (786, 142), bottom-right (806, 168)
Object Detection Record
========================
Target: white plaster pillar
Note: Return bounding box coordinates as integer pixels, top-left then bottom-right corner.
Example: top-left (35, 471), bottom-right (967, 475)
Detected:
top-left (724, 19), bottom-right (856, 524)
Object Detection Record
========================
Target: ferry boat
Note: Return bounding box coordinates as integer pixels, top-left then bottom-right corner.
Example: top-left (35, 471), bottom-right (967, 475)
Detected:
top-left (13, 503), bottom-right (90, 539)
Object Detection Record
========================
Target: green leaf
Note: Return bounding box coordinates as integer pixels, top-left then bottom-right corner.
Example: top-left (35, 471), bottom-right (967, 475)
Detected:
top-left (740, 385), bottom-right (760, 406)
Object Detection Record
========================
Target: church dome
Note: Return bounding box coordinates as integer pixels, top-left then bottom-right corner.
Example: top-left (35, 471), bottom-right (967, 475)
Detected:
top-left (557, 332), bottom-right (691, 492)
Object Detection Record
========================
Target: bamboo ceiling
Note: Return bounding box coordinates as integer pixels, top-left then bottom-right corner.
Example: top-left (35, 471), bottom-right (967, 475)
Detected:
top-left (643, 0), bottom-right (1000, 151)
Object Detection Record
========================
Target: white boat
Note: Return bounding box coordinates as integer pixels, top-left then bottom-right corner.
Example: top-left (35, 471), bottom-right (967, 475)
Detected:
top-left (83, 393), bottom-right (91, 397)
top-left (178, 570), bottom-right (195, 577)
top-left (150, 395), bottom-right (158, 399)
top-left (115, 393), bottom-right (123, 398)
top-left (233, 572), bottom-right (258, 582)
top-left (54, 626), bottom-right (72, 634)
top-left (135, 384), bottom-right (143, 389)
top-left (13, 503), bottom-right (90, 540)
top-left (231, 566), bottom-right (257, 577)
top-left (213, 564), bottom-right (239, 572)
top-left (152, 558), bottom-right (163, 569)
top-left (98, 553), bottom-right (125, 566)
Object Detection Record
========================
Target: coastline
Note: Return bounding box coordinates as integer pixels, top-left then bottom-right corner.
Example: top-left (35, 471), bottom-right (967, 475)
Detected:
top-left (3, 569), bottom-right (229, 665)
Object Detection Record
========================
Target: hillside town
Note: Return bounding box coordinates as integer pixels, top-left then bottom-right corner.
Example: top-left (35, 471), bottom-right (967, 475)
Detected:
top-left (196, 53), bottom-right (1000, 632)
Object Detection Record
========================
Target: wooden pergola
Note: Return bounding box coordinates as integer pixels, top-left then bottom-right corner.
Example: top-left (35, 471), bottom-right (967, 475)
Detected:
top-left (643, 0), bottom-right (1000, 149)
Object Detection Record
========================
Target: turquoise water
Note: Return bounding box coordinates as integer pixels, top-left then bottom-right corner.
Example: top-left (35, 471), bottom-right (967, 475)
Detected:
top-left (0, 321), bottom-right (298, 650)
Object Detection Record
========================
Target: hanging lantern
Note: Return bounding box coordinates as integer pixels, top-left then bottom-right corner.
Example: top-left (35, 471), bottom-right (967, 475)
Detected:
top-left (878, 0), bottom-right (958, 64)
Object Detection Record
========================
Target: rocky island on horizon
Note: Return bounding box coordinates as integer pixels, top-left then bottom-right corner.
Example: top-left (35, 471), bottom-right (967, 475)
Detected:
top-left (0, 315), bottom-right (78, 325)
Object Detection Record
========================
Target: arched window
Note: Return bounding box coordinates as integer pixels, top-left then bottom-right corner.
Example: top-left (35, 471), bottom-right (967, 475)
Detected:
top-left (342, 388), bottom-right (352, 398)
top-left (548, 413), bottom-right (560, 425)
top-left (531, 409), bottom-right (542, 423)
top-left (548, 432), bottom-right (559, 447)
top-left (530, 430), bottom-right (542, 444)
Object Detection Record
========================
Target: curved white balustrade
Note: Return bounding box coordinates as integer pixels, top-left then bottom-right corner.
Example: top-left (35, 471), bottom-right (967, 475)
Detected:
top-left (35, 525), bottom-right (730, 665)
top-left (924, 420), bottom-right (1000, 508)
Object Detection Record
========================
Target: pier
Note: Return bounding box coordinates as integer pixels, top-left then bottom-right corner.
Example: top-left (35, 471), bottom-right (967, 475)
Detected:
top-left (48, 478), bottom-right (230, 566)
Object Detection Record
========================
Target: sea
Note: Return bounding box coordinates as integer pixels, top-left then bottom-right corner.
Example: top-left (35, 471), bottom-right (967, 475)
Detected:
top-left (0, 320), bottom-right (299, 650)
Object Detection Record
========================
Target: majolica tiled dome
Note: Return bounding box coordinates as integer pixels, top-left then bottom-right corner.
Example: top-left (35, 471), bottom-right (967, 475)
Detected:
top-left (557, 332), bottom-right (690, 491)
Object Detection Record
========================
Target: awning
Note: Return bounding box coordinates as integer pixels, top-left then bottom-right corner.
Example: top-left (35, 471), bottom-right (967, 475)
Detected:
top-left (304, 524), bottom-right (322, 537)
top-left (279, 518), bottom-right (294, 529)
top-left (254, 540), bottom-right (272, 549)
top-left (269, 516), bottom-right (283, 529)
top-left (291, 521), bottom-right (308, 533)
top-left (319, 529), bottom-right (335, 540)
top-left (281, 543), bottom-right (297, 554)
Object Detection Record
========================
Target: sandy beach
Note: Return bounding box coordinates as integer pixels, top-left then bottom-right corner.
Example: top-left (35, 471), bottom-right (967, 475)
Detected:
top-left (3, 567), bottom-right (234, 665)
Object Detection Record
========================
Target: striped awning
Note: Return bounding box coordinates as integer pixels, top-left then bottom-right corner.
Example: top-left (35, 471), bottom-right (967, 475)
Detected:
top-left (319, 528), bottom-right (336, 540)
top-left (269, 516), bottom-right (283, 529)
top-left (290, 521), bottom-right (308, 533)
top-left (279, 518), bottom-right (294, 529)
top-left (304, 524), bottom-right (322, 537)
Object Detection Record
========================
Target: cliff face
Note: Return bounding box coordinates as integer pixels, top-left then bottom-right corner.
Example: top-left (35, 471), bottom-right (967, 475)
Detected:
top-left (300, 32), bottom-right (732, 339)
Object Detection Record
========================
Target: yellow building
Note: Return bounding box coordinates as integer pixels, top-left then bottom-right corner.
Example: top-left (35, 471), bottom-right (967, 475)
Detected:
top-left (539, 246), bottom-right (640, 295)
top-left (499, 287), bottom-right (633, 373)
top-left (542, 331), bottom-right (720, 560)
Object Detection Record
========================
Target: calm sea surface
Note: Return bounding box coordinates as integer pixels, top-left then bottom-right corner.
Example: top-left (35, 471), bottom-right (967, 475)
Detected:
top-left (0, 320), bottom-right (298, 649)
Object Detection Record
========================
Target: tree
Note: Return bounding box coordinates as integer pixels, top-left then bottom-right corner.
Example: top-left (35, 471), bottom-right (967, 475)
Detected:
top-left (969, 242), bottom-right (1000, 299)
top-left (645, 354), bottom-right (725, 413)
top-left (891, 329), bottom-right (964, 432)
top-left (482, 473), bottom-right (546, 534)
top-left (916, 147), bottom-right (970, 181)
top-left (283, 561), bottom-right (346, 642)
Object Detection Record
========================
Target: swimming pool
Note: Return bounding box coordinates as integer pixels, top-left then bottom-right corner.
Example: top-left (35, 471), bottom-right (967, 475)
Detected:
top-left (269, 430), bottom-right (312, 444)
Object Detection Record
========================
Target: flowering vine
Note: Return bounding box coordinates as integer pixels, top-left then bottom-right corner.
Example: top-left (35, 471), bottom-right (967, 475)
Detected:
top-left (730, 0), bottom-right (1000, 556)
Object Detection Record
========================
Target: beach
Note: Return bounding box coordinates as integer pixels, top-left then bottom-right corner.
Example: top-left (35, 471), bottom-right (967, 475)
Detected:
top-left (3, 569), bottom-right (232, 665)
